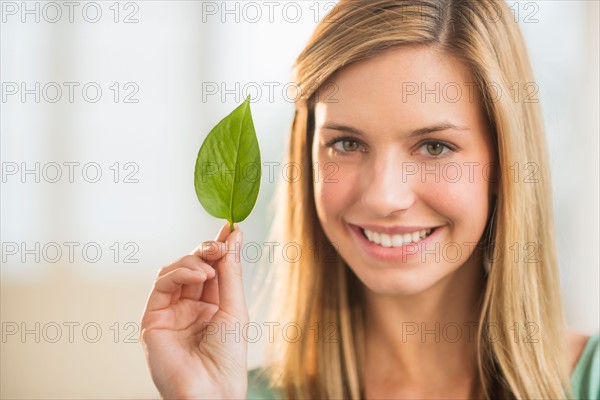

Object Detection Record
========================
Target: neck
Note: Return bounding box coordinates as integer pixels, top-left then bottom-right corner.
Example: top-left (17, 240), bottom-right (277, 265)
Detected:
top-left (362, 255), bottom-right (487, 398)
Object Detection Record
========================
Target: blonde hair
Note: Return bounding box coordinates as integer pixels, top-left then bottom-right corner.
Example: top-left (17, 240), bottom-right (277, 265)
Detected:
top-left (252, 1), bottom-right (571, 398)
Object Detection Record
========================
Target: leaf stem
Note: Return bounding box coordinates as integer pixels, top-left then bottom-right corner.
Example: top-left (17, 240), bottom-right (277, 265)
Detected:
top-left (229, 220), bottom-right (234, 232)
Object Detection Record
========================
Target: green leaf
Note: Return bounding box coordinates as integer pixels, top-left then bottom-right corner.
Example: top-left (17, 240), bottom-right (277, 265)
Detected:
top-left (194, 96), bottom-right (262, 232)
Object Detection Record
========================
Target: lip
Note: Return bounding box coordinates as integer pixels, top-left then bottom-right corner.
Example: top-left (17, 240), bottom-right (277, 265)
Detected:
top-left (348, 223), bottom-right (444, 262)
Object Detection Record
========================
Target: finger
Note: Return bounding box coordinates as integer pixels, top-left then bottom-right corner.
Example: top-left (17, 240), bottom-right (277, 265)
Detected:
top-left (199, 223), bottom-right (238, 305)
top-left (181, 265), bottom-right (217, 300)
top-left (215, 225), bottom-right (248, 319)
top-left (190, 222), bottom-right (230, 260)
top-left (200, 269), bottom-right (219, 306)
top-left (157, 255), bottom-right (216, 279)
top-left (191, 241), bottom-right (227, 262)
top-left (146, 268), bottom-right (208, 311)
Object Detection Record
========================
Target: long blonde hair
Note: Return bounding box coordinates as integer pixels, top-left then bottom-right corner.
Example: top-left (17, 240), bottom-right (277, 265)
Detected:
top-left (253, 1), bottom-right (571, 398)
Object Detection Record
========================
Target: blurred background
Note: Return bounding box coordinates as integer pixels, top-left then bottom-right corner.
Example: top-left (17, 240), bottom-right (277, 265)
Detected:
top-left (1, 1), bottom-right (598, 398)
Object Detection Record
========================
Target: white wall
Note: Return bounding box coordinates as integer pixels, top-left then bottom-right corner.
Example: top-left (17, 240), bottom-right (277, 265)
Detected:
top-left (1, 1), bottom-right (598, 398)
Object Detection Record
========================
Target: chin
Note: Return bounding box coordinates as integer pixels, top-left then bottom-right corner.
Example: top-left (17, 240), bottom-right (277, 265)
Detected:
top-left (349, 266), bottom-right (444, 297)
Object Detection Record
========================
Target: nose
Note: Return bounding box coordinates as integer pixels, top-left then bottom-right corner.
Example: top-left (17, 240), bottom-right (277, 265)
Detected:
top-left (360, 151), bottom-right (416, 216)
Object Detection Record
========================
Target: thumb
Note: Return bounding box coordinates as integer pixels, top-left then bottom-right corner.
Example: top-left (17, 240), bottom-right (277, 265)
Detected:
top-left (216, 224), bottom-right (248, 321)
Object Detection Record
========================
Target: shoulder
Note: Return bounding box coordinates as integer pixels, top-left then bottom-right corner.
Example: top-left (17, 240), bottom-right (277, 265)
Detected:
top-left (569, 330), bottom-right (600, 400)
top-left (568, 330), bottom-right (593, 373)
top-left (247, 367), bottom-right (284, 400)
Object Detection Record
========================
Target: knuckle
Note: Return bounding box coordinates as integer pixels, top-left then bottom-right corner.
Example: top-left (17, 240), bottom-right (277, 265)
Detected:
top-left (156, 259), bottom-right (179, 277)
top-left (201, 240), bottom-right (218, 247)
top-left (174, 255), bottom-right (201, 271)
top-left (201, 241), bottom-right (223, 257)
top-left (152, 276), bottom-right (162, 289)
top-left (180, 254), bottom-right (198, 265)
top-left (156, 265), bottom-right (169, 278)
top-left (139, 326), bottom-right (153, 347)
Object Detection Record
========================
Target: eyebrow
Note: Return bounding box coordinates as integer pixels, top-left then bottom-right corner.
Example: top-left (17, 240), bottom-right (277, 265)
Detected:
top-left (321, 122), bottom-right (469, 137)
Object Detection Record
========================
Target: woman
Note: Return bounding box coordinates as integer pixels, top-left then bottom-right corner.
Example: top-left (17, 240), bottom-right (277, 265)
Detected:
top-left (140, 0), bottom-right (599, 398)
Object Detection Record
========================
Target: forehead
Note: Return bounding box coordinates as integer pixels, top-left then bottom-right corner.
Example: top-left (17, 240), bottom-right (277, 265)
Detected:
top-left (314, 46), bottom-right (485, 133)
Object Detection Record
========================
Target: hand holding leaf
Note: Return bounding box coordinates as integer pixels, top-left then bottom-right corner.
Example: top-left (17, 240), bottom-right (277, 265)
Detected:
top-left (194, 96), bottom-right (261, 231)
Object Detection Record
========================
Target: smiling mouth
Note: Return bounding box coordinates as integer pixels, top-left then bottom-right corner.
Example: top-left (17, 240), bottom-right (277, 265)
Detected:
top-left (359, 227), bottom-right (435, 247)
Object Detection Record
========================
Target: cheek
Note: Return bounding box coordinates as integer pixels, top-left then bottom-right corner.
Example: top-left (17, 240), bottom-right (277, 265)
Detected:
top-left (420, 165), bottom-right (492, 230)
top-left (314, 163), bottom-right (356, 220)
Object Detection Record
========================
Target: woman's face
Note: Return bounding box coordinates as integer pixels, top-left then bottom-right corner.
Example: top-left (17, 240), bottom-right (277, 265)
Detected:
top-left (312, 46), bottom-right (495, 296)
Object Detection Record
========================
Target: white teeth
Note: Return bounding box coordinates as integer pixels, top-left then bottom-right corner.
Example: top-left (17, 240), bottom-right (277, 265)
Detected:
top-left (380, 234), bottom-right (392, 247)
top-left (362, 227), bottom-right (433, 247)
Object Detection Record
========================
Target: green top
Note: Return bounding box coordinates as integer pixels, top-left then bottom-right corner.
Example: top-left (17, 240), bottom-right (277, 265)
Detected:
top-left (248, 333), bottom-right (600, 399)
top-left (571, 333), bottom-right (600, 399)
